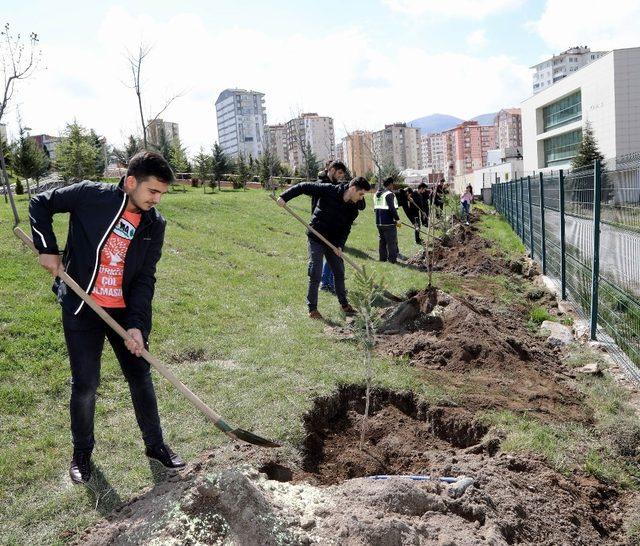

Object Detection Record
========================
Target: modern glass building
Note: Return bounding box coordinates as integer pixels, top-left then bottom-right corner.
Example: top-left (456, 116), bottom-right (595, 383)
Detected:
top-left (522, 48), bottom-right (640, 172)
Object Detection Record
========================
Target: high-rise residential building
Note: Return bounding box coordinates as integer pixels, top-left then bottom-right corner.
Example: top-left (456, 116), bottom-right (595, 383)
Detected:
top-left (495, 108), bottom-right (522, 155)
top-left (420, 132), bottom-right (446, 174)
top-left (336, 139), bottom-right (346, 163)
top-left (265, 124), bottom-right (288, 164)
top-left (522, 48), bottom-right (640, 172)
top-left (445, 120), bottom-right (497, 176)
top-left (0, 123), bottom-right (6, 142)
top-left (148, 119), bottom-right (180, 147)
top-left (32, 134), bottom-right (62, 162)
top-left (372, 123), bottom-right (421, 171)
top-left (531, 46), bottom-right (607, 94)
top-left (215, 89), bottom-right (267, 159)
top-left (342, 130), bottom-right (374, 177)
top-left (284, 113), bottom-right (335, 171)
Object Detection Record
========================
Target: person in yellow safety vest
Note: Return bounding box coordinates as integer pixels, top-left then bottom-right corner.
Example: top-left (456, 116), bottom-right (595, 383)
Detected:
top-left (374, 177), bottom-right (401, 263)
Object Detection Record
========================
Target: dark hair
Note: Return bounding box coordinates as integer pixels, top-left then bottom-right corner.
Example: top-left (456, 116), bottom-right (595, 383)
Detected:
top-left (127, 150), bottom-right (174, 183)
top-left (383, 177), bottom-right (395, 187)
top-left (329, 160), bottom-right (347, 172)
top-left (466, 185), bottom-right (473, 191)
top-left (418, 182), bottom-right (428, 190)
top-left (350, 176), bottom-right (371, 191)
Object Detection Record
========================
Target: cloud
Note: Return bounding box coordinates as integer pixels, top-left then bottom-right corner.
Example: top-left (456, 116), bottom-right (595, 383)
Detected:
top-left (466, 29), bottom-right (487, 48)
top-left (8, 6), bottom-right (531, 155)
top-left (528, 0), bottom-right (640, 51)
top-left (382, 0), bottom-right (522, 19)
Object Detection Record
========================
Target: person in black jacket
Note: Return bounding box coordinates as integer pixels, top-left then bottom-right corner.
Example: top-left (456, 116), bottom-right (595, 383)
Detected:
top-left (398, 187), bottom-right (422, 244)
top-left (374, 178), bottom-right (401, 263)
top-left (277, 176), bottom-right (370, 321)
top-left (414, 182), bottom-right (430, 227)
top-left (313, 161), bottom-right (347, 294)
top-left (29, 151), bottom-right (185, 484)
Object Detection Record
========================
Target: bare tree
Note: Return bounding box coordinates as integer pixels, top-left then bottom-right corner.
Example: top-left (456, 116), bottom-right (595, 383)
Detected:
top-left (0, 24), bottom-right (41, 203)
top-left (125, 44), bottom-right (183, 150)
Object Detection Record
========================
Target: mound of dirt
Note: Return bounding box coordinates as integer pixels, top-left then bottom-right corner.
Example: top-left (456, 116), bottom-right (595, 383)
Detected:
top-left (407, 222), bottom-right (508, 277)
top-left (377, 289), bottom-right (588, 422)
top-left (76, 386), bottom-right (633, 546)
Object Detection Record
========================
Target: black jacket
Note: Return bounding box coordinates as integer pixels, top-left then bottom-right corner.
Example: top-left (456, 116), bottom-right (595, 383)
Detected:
top-left (398, 189), bottom-right (420, 222)
top-left (311, 171), bottom-right (336, 212)
top-left (29, 179), bottom-right (166, 339)
top-left (281, 182), bottom-right (365, 247)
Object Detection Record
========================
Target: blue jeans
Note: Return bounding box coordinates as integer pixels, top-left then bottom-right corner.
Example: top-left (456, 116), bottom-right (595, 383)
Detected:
top-left (307, 238), bottom-right (347, 311)
top-left (461, 201), bottom-right (470, 222)
top-left (320, 261), bottom-right (334, 289)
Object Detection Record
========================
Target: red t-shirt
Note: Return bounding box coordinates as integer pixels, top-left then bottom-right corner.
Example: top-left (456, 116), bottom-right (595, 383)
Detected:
top-left (91, 210), bottom-right (141, 308)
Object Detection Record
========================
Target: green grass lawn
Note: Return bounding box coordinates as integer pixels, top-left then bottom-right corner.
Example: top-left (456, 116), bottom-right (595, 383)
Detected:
top-left (2, 186), bottom-right (636, 544)
top-left (0, 186), bottom-right (437, 545)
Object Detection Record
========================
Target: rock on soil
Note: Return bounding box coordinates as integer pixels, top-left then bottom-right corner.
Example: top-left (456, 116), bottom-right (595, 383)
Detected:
top-left (540, 320), bottom-right (573, 347)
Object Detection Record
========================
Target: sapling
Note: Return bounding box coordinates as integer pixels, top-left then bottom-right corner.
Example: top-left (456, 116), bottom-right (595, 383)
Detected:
top-left (350, 267), bottom-right (383, 449)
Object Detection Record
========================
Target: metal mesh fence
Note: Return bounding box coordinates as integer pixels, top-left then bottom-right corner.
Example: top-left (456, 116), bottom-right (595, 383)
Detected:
top-left (493, 156), bottom-right (640, 383)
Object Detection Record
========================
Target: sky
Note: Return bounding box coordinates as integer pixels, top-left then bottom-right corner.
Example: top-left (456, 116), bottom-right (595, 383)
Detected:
top-left (2, 0), bottom-right (639, 155)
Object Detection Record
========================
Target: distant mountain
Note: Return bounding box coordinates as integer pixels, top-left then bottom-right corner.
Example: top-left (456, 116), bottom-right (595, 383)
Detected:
top-left (470, 112), bottom-right (498, 126)
top-left (408, 111), bottom-right (499, 134)
top-left (408, 114), bottom-right (463, 135)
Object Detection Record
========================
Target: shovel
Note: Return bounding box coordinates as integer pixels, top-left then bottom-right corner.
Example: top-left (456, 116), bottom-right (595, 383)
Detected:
top-left (4, 181), bottom-right (279, 448)
top-left (270, 194), bottom-right (402, 302)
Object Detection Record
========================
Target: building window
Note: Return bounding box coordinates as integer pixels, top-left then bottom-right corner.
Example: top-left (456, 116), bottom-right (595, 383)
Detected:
top-left (543, 129), bottom-right (582, 167)
top-left (543, 90), bottom-right (582, 131)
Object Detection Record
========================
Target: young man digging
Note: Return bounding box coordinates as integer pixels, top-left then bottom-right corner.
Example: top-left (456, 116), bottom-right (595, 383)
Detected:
top-left (277, 176), bottom-right (371, 320)
top-left (314, 160), bottom-right (347, 295)
top-left (29, 151), bottom-right (185, 484)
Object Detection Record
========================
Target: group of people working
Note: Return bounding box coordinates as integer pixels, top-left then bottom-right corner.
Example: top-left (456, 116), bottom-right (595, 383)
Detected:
top-left (26, 152), bottom-right (473, 483)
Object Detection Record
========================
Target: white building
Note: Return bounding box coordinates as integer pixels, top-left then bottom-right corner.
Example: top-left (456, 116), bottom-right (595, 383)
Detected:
top-left (372, 123), bottom-right (421, 170)
top-left (400, 168), bottom-right (434, 187)
top-left (522, 47), bottom-right (640, 173)
top-left (265, 124), bottom-right (288, 164)
top-left (420, 132), bottom-right (446, 173)
top-left (148, 119), bottom-right (180, 147)
top-left (495, 108), bottom-right (522, 153)
top-left (284, 113), bottom-right (335, 171)
top-left (215, 89), bottom-right (267, 159)
top-left (531, 46), bottom-right (607, 94)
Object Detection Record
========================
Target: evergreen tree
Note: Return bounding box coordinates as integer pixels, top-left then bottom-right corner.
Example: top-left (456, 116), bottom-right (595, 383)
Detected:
top-left (89, 129), bottom-right (106, 180)
top-left (56, 121), bottom-right (99, 181)
top-left (571, 121), bottom-right (605, 170)
top-left (258, 148), bottom-right (281, 187)
top-left (168, 137), bottom-right (189, 174)
top-left (12, 125), bottom-right (49, 188)
top-left (113, 135), bottom-right (141, 166)
top-left (211, 143), bottom-right (231, 191)
top-left (302, 142), bottom-right (319, 181)
top-left (193, 147), bottom-right (213, 189)
top-left (235, 153), bottom-right (250, 189)
top-left (154, 127), bottom-right (172, 163)
top-left (0, 135), bottom-right (11, 171)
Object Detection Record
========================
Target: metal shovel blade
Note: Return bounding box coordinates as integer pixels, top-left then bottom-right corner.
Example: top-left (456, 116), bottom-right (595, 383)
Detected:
top-left (231, 428), bottom-right (281, 448)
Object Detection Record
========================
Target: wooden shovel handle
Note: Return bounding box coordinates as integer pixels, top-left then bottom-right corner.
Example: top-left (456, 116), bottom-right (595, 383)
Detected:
top-left (13, 226), bottom-right (235, 437)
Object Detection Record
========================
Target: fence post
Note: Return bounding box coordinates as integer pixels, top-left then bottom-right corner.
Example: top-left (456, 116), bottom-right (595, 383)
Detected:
top-left (590, 160), bottom-right (602, 340)
top-left (515, 178), bottom-right (521, 236)
top-left (519, 177), bottom-right (525, 242)
top-left (539, 172), bottom-right (547, 275)
top-left (559, 169), bottom-right (567, 300)
top-left (527, 175), bottom-right (534, 259)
